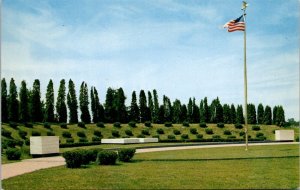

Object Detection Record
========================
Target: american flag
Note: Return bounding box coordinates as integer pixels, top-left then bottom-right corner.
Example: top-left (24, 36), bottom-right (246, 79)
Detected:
top-left (223, 15), bottom-right (245, 32)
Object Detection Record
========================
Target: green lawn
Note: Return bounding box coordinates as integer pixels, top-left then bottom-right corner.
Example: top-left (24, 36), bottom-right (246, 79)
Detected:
top-left (2, 144), bottom-right (299, 189)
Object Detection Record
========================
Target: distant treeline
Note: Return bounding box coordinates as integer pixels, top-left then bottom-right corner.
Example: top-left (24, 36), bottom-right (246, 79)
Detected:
top-left (1, 78), bottom-right (286, 126)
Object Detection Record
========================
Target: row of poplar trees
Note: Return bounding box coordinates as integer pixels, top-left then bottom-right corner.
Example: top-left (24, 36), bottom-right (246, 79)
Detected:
top-left (1, 78), bottom-right (285, 125)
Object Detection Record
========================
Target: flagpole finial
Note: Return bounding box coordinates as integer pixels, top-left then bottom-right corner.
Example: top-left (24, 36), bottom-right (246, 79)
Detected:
top-left (241, 1), bottom-right (248, 11)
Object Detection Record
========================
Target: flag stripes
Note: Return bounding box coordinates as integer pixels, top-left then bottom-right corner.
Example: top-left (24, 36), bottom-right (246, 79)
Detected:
top-left (223, 15), bottom-right (245, 32)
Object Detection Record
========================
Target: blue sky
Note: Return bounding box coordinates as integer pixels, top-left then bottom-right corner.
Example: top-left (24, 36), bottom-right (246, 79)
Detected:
top-left (2, 0), bottom-right (299, 120)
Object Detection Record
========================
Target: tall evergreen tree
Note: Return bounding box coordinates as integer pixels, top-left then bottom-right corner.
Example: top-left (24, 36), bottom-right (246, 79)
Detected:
top-left (276, 105), bottom-right (285, 126)
top-left (19, 80), bottom-right (29, 122)
top-left (180, 104), bottom-right (188, 122)
top-left (79, 82), bottom-right (91, 123)
top-left (129, 91), bottom-right (139, 122)
top-left (236, 105), bottom-right (244, 124)
top-left (187, 98), bottom-right (193, 122)
top-left (115, 87), bottom-right (127, 123)
top-left (199, 100), bottom-right (205, 123)
top-left (172, 99), bottom-right (181, 123)
top-left (263, 105), bottom-right (272, 125)
top-left (247, 103), bottom-right (257, 124)
top-left (45, 79), bottom-right (55, 122)
top-left (139, 90), bottom-right (148, 123)
top-left (230, 104), bottom-right (236, 124)
top-left (90, 86), bottom-right (104, 123)
top-left (215, 103), bottom-right (224, 123)
top-left (191, 98), bottom-right (200, 123)
top-left (1, 78), bottom-right (9, 122)
top-left (209, 97), bottom-right (221, 123)
top-left (90, 87), bottom-right (96, 122)
top-left (163, 95), bottom-right (172, 122)
top-left (152, 89), bottom-right (159, 123)
top-left (203, 97), bottom-right (210, 123)
top-left (158, 105), bottom-right (165, 124)
top-left (56, 79), bottom-right (67, 123)
top-left (273, 106), bottom-right (278, 125)
top-left (8, 78), bottom-right (19, 122)
top-left (257, 103), bottom-right (264, 124)
top-left (31, 79), bottom-right (43, 122)
top-left (104, 87), bottom-right (115, 123)
top-left (148, 91), bottom-right (154, 122)
top-left (223, 104), bottom-right (231, 124)
top-left (67, 79), bottom-right (78, 123)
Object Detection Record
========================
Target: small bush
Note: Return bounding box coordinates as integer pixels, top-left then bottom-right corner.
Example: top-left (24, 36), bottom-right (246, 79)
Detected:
top-left (152, 135), bottom-right (159, 138)
top-left (2, 129), bottom-right (12, 138)
top-left (125, 129), bottom-right (133, 136)
top-left (141, 129), bottom-right (150, 136)
top-left (2, 139), bottom-right (23, 148)
top-left (199, 123), bottom-right (207, 128)
top-left (252, 125), bottom-right (261, 131)
top-left (256, 132), bottom-right (264, 138)
top-left (227, 135), bottom-right (236, 139)
top-left (18, 130), bottom-right (27, 139)
top-left (60, 123), bottom-right (68, 129)
top-left (190, 128), bottom-right (198, 134)
top-left (92, 136), bottom-right (101, 142)
top-left (66, 138), bottom-right (74, 143)
top-left (31, 131), bottom-right (41, 136)
top-left (181, 134), bottom-right (189, 140)
top-left (47, 131), bottom-right (55, 136)
top-left (296, 136), bottom-right (299, 142)
top-left (212, 135), bottom-right (221, 139)
top-left (164, 122), bottom-right (173, 127)
top-left (9, 122), bottom-right (18, 128)
top-left (62, 149), bottom-right (85, 168)
top-left (168, 135), bottom-right (176, 140)
top-left (173, 129), bottom-right (181, 135)
top-left (144, 121), bottom-right (152, 127)
top-left (196, 134), bottom-right (203, 139)
top-left (156, 128), bottom-right (164, 134)
top-left (182, 121), bottom-right (190, 127)
top-left (112, 130), bottom-right (120, 137)
top-left (96, 122), bottom-right (105, 128)
top-left (24, 122), bottom-right (33, 128)
top-left (112, 122), bottom-right (121, 128)
top-left (239, 131), bottom-right (245, 136)
top-left (62, 131), bottom-right (72, 138)
top-left (97, 150), bottom-right (118, 165)
top-left (94, 130), bottom-right (102, 137)
top-left (79, 138), bottom-right (88, 143)
top-left (77, 131), bottom-right (86, 138)
top-left (118, 148), bottom-right (136, 162)
top-left (44, 122), bottom-right (51, 129)
top-left (6, 148), bottom-right (22, 160)
top-left (224, 130), bottom-right (232, 135)
top-left (205, 128), bottom-right (213, 134)
top-left (217, 123), bottom-right (225, 128)
top-left (78, 122), bottom-right (85, 128)
top-left (137, 134), bottom-right (145, 138)
top-left (235, 123), bottom-right (243, 129)
top-left (25, 138), bottom-right (30, 146)
top-left (128, 121), bottom-right (136, 128)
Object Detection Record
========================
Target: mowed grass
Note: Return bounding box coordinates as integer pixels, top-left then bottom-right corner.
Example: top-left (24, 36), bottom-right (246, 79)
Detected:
top-left (2, 144), bottom-right (299, 189)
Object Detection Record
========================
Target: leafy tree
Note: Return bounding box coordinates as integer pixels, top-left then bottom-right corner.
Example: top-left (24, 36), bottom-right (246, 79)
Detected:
top-left (67, 79), bottom-right (78, 123)
top-left (148, 91), bottom-right (154, 122)
top-left (152, 89), bottom-right (159, 123)
top-left (129, 91), bottom-right (139, 122)
top-left (56, 79), bottom-right (67, 123)
top-left (45, 79), bottom-right (55, 122)
top-left (1, 78), bottom-right (9, 122)
top-left (172, 99), bottom-right (181, 123)
top-left (203, 97), bottom-right (210, 123)
top-left (247, 103), bottom-right (257, 124)
top-left (31, 79), bottom-right (43, 122)
top-left (163, 95), bottom-right (172, 122)
top-left (8, 78), bottom-right (19, 122)
top-left (257, 103), bottom-right (264, 124)
top-left (263, 105), bottom-right (272, 125)
top-left (236, 105), bottom-right (244, 124)
top-left (223, 104), bottom-right (231, 124)
top-left (79, 82), bottom-right (91, 123)
top-left (139, 90), bottom-right (148, 123)
top-left (19, 80), bottom-right (29, 122)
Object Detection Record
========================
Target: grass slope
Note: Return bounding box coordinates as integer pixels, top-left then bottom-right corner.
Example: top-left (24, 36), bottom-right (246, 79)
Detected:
top-left (2, 144), bottom-right (299, 189)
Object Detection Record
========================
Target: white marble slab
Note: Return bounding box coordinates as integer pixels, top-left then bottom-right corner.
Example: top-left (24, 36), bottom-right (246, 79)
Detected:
top-left (275, 130), bottom-right (294, 141)
top-left (30, 136), bottom-right (59, 155)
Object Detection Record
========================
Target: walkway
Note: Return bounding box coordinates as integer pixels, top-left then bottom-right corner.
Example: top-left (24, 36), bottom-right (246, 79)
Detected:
top-left (1, 142), bottom-right (298, 180)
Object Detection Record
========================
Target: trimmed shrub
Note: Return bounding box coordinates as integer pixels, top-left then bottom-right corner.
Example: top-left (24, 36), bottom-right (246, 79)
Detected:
top-left (18, 130), bottom-right (27, 139)
top-left (199, 123), bottom-right (207, 128)
top-left (144, 121), bottom-right (152, 127)
top-left (60, 123), bottom-right (68, 129)
top-left (217, 123), bottom-right (225, 128)
top-left (227, 135), bottom-right (236, 139)
top-left (252, 125), bottom-right (261, 131)
top-left (239, 131), bottom-right (245, 136)
top-left (118, 148), bottom-right (136, 162)
top-left (168, 135), bottom-right (176, 140)
top-left (256, 132), bottom-right (264, 138)
top-left (97, 150), bottom-right (118, 165)
top-left (66, 138), bottom-right (74, 143)
top-left (235, 123), bottom-right (243, 129)
top-left (113, 122), bottom-right (121, 128)
top-left (212, 135), bottom-right (221, 139)
top-left (86, 148), bottom-right (103, 162)
top-left (92, 136), bottom-right (101, 142)
top-left (112, 130), bottom-right (120, 137)
top-left (94, 130), bottom-right (102, 137)
top-left (96, 122), bottom-right (105, 128)
top-left (44, 122), bottom-right (51, 129)
top-left (9, 122), bottom-right (18, 128)
top-left (164, 122), bottom-right (173, 127)
top-left (79, 138), bottom-right (88, 143)
top-left (78, 122), bottom-right (85, 128)
top-left (2, 139), bottom-right (23, 148)
top-left (205, 128), bottom-right (213, 135)
top-left (62, 131), bottom-right (72, 138)
top-left (152, 135), bottom-right (159, 138)
top-left (182, 121), bottom-right (190, 127)
top-left (77, 131), bottom-right (86, 138)
top-left (196, 134), bottom-right (203, 139)
top-left (2, 129), bottom-right (12, 138)
top-left (156, 128), bottom-right (164, 134)
top-left (31, 131), bottom-right (41, 136)
top-left (173, 129), bottom-right (181, 135)
top-left (224, 130), bottom-right (232, 135)
top-left (141, 129), bottom-right (150, 136)
top-left (125, 129), bottom-right (133, 136)
top-left (137, 134), bottom-right (145, 138)
top-left (24, 122), bottom-right (33, 128)
top-left (6, 148), bottom-right (22, 160)
top-left (296, 136), bottom-right (299, 142)
top-left (25, 138), bottom-right (30, 146)
top-left (62, 149), bottom-right (85, 168)
top-left (128, 121), bottom-right (136, 128)
top-left (190, 128), bottom-right (198, 134)
top-left (181, 134), bottom-right (189, 140)
top-left (47, 131), bottom-right (55, 136)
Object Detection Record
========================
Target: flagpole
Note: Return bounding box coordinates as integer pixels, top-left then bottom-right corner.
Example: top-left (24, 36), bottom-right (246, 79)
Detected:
top-left (242, 1), bottom-right (248, 151)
